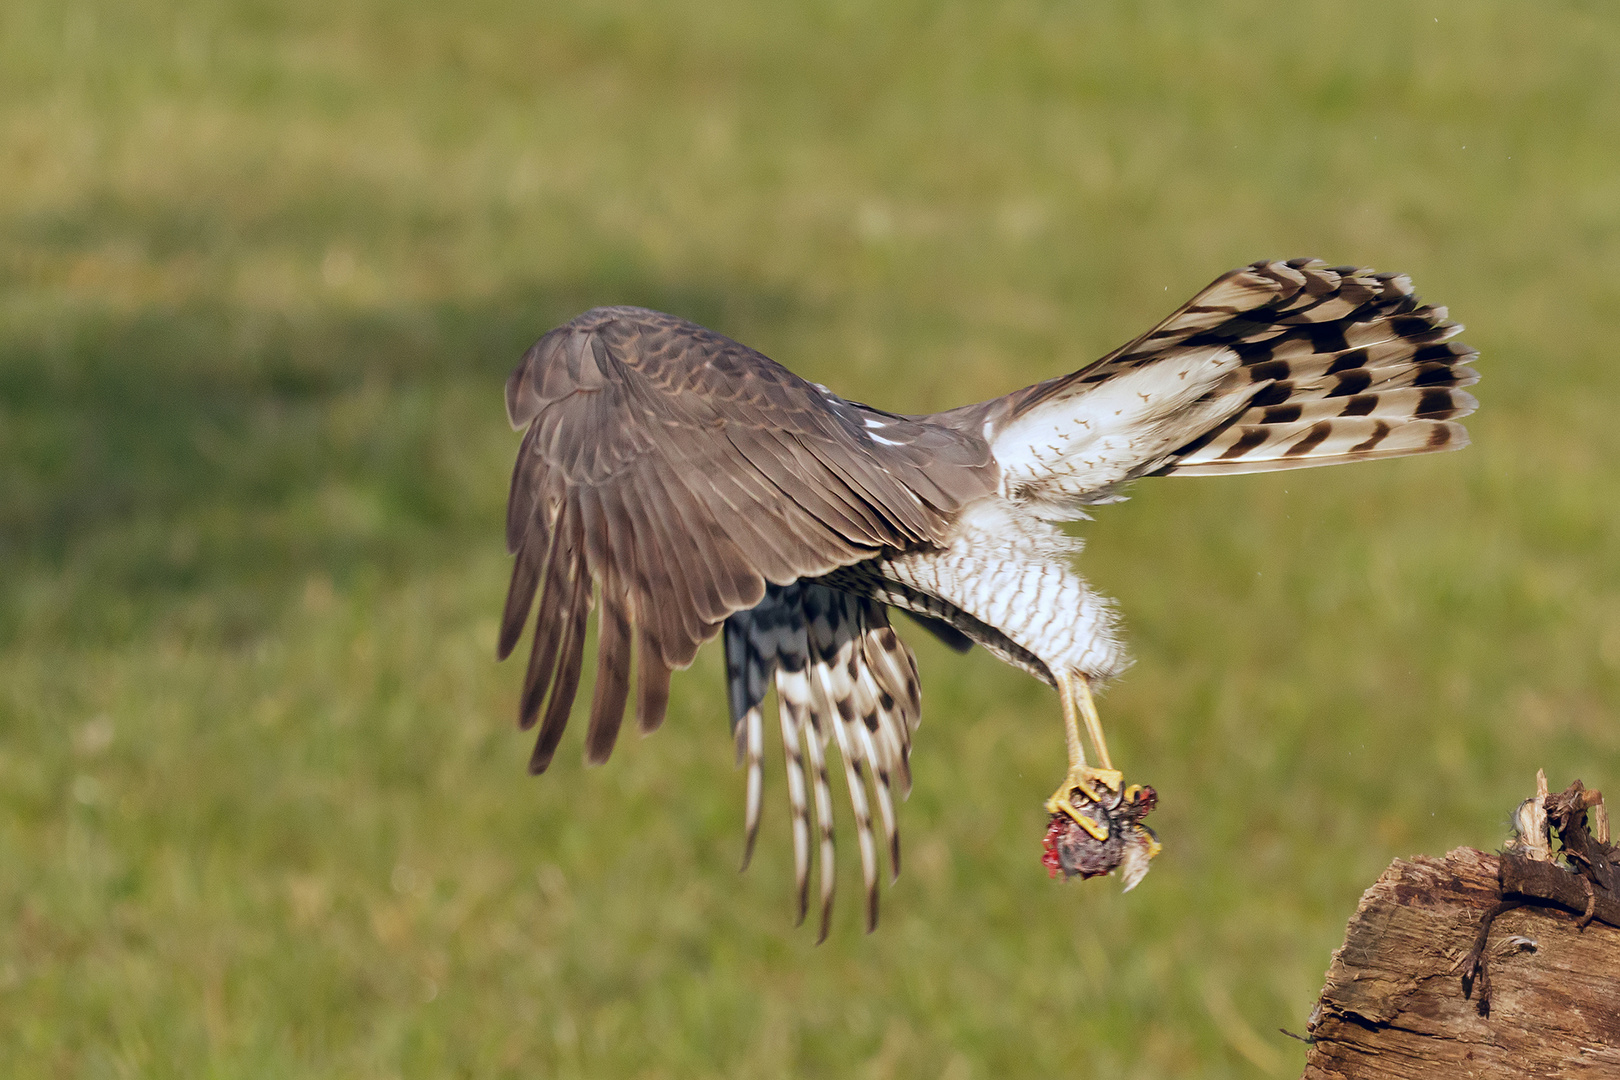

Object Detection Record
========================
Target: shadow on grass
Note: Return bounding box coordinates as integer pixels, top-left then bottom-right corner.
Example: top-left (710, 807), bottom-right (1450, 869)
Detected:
top-left (0, 273), bottom-right (801, 646)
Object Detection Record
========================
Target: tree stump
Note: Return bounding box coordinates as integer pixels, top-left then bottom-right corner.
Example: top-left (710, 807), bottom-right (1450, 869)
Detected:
top-left (1300, 846), bottom-right (1620, 1078)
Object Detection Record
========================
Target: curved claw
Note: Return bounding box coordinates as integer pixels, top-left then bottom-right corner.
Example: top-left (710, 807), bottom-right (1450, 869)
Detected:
top-left (1046, 792), bottom-right (1110, 840)
top-left (1045, 766), bottom-right (1125, 840)
top-left (1042, 774), bottom-right (1162, 885)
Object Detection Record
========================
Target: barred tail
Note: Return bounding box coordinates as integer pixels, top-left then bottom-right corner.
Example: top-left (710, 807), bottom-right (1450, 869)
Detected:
top-left (1151, 260), bottom-right (1478, 476)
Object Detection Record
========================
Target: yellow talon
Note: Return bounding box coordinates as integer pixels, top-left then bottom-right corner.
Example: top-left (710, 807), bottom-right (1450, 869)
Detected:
top-left (1049, 797), bottom-right (1109, 841)
top-left (1082, 768), bottom-right (1123, 798)
top-left (1046, 765), bottom-right (1125, 841)
top-left (1044, 673), bottom-right (1162, 886)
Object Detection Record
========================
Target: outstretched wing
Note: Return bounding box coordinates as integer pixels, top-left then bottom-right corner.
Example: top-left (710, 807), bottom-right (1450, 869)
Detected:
top-left (943, 259), bottom-right (1477, 515)
top-left (500, 306), bottom-right (994, 773)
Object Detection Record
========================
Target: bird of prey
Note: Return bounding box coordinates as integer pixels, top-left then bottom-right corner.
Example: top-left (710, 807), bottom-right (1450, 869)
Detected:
top-left (498, 258), bottom-right (1477, 939)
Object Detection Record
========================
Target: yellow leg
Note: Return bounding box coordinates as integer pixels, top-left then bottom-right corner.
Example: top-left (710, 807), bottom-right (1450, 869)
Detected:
top-left (1072, 674), bottom-right (1113, 772)
top-left (1043, 672), bottom-right (1162, 889)
top-left (1045, 674), bottom-right (1122, 840)
top-left (1059, 675), bottom-right (1087, 774)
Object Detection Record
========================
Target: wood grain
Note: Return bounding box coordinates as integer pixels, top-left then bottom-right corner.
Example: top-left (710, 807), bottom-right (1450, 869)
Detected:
top-left (1302, 847), bottom-right (1620, 1079)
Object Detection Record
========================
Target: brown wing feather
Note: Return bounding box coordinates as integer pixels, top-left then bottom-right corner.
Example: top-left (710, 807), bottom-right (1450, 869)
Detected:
top-left (634, 621), bottom-right (672, 734)
top-left (530, 553), bottom-right (590, 773)
top-left (517, 495), bottom-right (576, 729)
top-left (502, 306), bottom-right (995, 770)
top-left (497, 542), bottom-right (541, 662)
top-left (584, 570), bottom-right (632, 766)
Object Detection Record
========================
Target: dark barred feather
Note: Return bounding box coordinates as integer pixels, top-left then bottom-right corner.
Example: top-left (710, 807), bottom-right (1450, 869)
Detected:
top-left (939, 259), bottom-right (1476, 510)
top-left (724, 582), bottom-right (920, 937)
top-left (1151, 261), bottom-right (1476, 475)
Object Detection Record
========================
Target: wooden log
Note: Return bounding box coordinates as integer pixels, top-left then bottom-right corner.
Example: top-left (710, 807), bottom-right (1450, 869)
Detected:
top-left (1301, 847), bottom-right (1620, 1079)
top-left (1502, 855), bottom-right (1620, 931)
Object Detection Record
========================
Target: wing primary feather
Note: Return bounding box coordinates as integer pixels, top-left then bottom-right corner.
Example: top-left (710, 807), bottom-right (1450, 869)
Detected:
top-left (869, 622), bottom-right (923, 726)
top-left (796, 679), bottom-right (838, 945)
top-left (622, 461), bottom-right (708, 637)
top-left (639, 456), bottom-right (754, 634)
top-left (853, 632), bottom-right (904, 880)
top-left (621, 465), bottom-right (709, 665)
top-left (859, 712), bottom-right (901, 880)
top-left (849, 757), bottom-right (879, 932)
top-left (518, 499), bottom-right (577, 733)
top-left (635, 621), bottom-right (673, 734)
top-left (591, 486), bottom-right (671, 736)
top-left (808, 654), bottom-right (873, 927)
top-left (775, 665), bottom-right (812, 927)
top-left (868, 632), bottom-right (919, 796)
top-left (497, 541), bottom-right (541, 662)
top-left (504, 438), bottom-right (543, 555)
top-left (804, 594), bottom-right (881, 933)
top-left (574, 489), bottom-right (632, 764)
top-left (500, 305), bottom-right (1017, 932)
top-left (529, 532), bottom-right (592, 774)
top-left (741, 703), bottom-right (765, 871)
top-left (583, 571), bottom-right (632, 765)
top-left (642, 458), bottom-right (760, 619)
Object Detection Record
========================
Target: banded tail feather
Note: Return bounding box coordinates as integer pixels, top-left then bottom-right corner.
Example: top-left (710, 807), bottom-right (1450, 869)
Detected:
top-left (724, 582), bottom-right (920, 937)
top-left (968, 258), bottom-right (1477, 511)
top-left (1147, 259), bottom-right (1479, 476)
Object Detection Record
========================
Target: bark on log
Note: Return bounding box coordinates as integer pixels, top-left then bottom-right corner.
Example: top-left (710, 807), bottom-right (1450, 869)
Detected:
top-left (1301, 847), bottom-right (1620, 1079)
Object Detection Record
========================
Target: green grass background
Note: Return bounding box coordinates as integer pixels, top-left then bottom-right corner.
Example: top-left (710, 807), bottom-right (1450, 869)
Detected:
top-left (4, 1), bottom-right (1618, 1075)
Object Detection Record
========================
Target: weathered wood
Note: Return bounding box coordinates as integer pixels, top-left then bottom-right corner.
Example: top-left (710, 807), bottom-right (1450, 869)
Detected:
top-left (1502, 854), bottom-right (1620, 932)
top-left (1301, 847), bottom-right (1620, 1079)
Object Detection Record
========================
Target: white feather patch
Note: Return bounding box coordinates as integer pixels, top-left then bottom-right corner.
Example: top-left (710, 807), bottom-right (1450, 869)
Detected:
top-left (990, 345), bottom-right (1244, 507)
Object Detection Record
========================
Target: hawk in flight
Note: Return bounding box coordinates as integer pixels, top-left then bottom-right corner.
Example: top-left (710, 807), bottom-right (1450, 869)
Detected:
top-left (499, 259), bottom-right (1477, 938)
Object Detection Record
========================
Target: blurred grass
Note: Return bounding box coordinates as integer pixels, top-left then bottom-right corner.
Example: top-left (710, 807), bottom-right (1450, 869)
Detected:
top-left (3, 0), bottom-right (1619, 1075)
